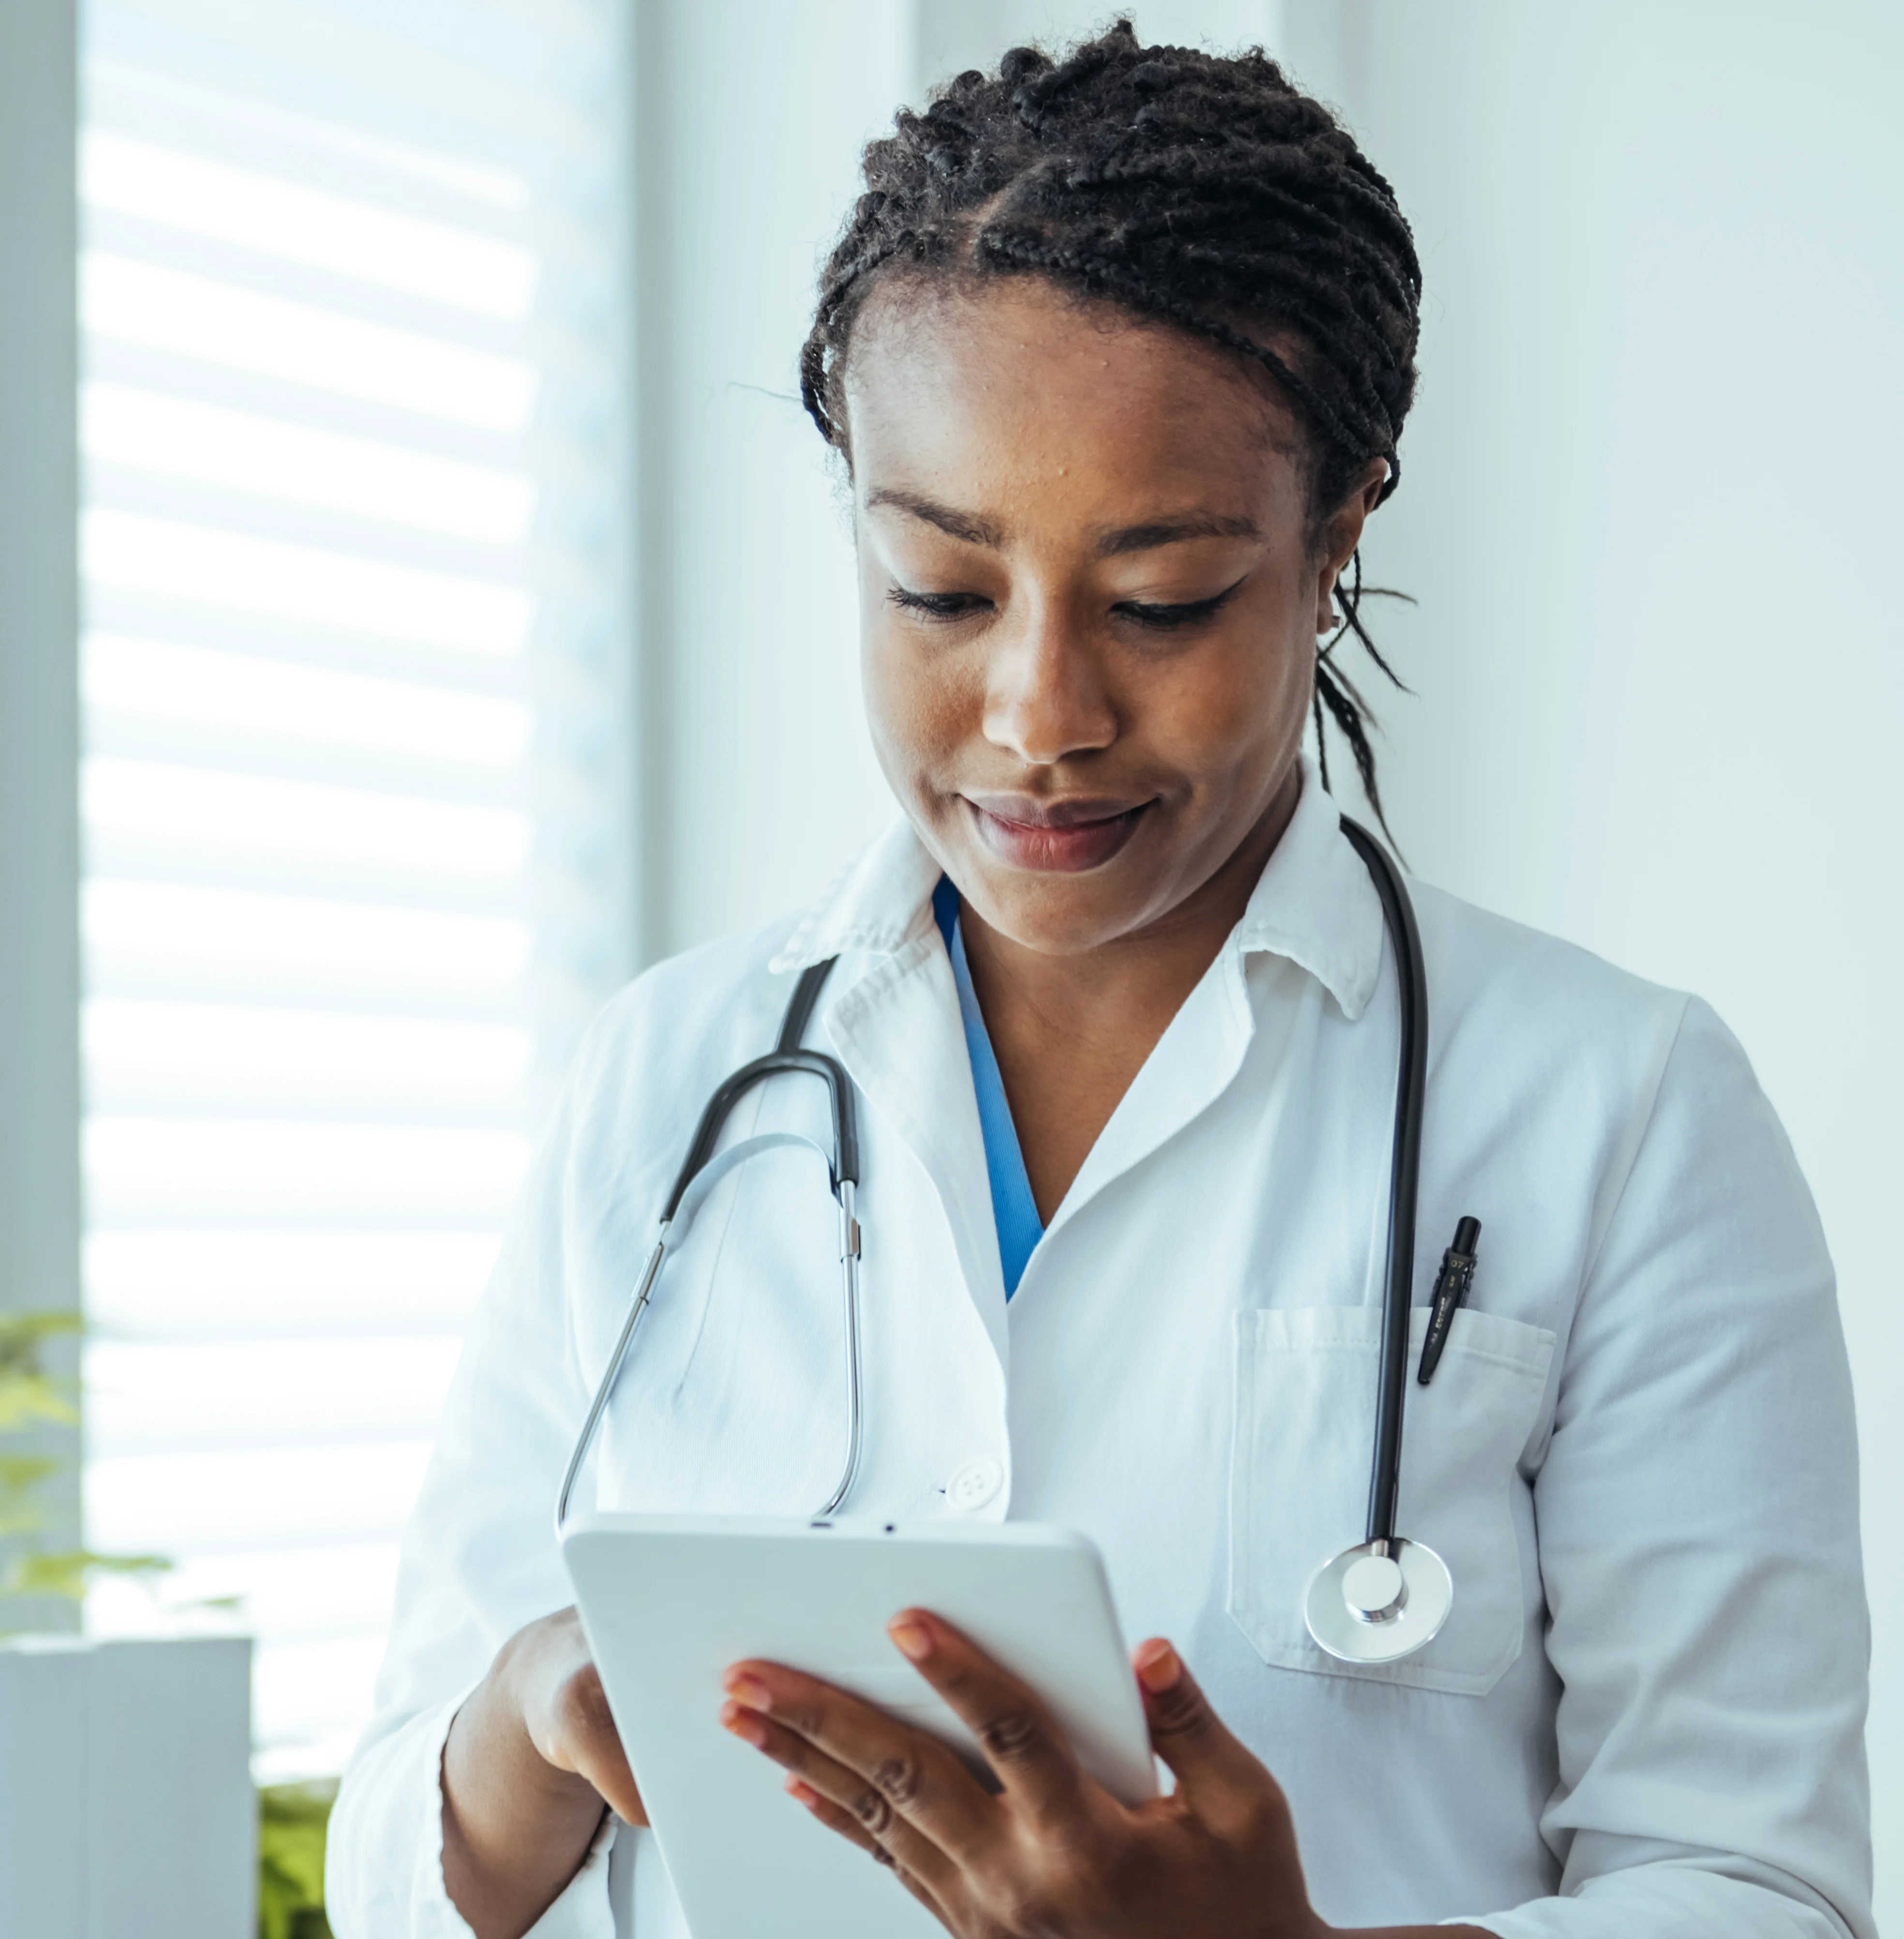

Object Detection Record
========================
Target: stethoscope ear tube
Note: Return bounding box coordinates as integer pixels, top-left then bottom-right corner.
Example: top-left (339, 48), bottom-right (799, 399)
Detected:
top-left (661, 1046), bottom-right (860, 1219)
top-left (555, 1228), bottom-right (669, 1534)
top-left (1338, 820), bottom-right (1429, 1551)
top-left (556, 959), bottom-right (860, 1535)
top-left (553, 1130), bottom-right (860, 1536)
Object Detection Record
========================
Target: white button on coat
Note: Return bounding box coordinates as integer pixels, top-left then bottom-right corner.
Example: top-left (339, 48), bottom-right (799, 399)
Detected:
top-left (325, 759), bottom-right (1873, 1939)
top-left (947, 1457), bottom-right (1005, 1514)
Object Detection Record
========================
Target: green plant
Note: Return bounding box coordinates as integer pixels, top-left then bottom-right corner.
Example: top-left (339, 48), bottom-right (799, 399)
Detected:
top-left (258, 1780), bottom-right (337, 1939)
top-left (0, 1311), bottom-right (169, 1624)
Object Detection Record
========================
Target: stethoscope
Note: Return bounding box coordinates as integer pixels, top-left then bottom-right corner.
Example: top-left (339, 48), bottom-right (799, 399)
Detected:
top-left (556, 820), bottom-right (1458, 1667)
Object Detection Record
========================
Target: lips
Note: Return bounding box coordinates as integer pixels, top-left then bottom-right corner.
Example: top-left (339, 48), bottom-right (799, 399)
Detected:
top-left (962, 792), bottom-right (1153, 873)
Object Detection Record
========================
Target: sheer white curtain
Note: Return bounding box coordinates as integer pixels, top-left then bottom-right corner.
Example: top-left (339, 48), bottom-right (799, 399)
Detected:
top-left (76, 0), bottom-right (633, 1781)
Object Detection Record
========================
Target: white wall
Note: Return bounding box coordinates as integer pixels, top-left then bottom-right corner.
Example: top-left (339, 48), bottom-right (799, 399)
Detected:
top-left (1281, 0), bottom-right (1903, 1912)
top-left (633, 0), bottom-right (908, 957)
top-left (915, 0), bottom-right (1278, 91)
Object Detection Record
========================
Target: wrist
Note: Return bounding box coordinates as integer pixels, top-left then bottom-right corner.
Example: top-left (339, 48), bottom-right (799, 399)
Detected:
top-left (442, 1641), bottom-right (608, 1939)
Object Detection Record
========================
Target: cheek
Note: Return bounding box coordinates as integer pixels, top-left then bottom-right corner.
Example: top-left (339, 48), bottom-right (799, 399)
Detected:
top-left (1140, 625), bottom-right (1309, 784)
top-left (859, 615), bottom-right (975, 784)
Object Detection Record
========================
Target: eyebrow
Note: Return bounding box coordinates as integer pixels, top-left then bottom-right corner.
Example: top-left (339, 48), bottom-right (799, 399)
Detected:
top-left (865, 488), bottom-right (1259, 558)
top-left (1095, 513), bottom-right (1261, 557)
top-left (865, 489), bottom-right (1004, 547)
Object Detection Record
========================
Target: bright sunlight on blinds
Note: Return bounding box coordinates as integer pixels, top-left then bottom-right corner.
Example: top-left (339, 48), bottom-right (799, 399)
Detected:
top-left (77, 0), bottom-right (633, 1782)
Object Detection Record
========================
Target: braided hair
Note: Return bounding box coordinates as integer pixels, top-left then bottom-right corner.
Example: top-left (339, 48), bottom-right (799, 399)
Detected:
top-left (801, 19), bottom-right (1422, 828)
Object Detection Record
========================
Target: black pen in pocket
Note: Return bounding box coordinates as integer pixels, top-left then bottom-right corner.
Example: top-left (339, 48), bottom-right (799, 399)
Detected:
top-left (1417, 1216), bottom-right (1481, 1384)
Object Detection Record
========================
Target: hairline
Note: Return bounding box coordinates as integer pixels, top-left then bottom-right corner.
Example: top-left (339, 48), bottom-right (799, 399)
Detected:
top-left (834, 261), bottom-right (1342, 544)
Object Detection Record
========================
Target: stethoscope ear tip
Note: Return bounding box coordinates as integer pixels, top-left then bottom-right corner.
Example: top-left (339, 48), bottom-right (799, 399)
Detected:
top-left (1304, 1537), bottom-right (1453, 1665)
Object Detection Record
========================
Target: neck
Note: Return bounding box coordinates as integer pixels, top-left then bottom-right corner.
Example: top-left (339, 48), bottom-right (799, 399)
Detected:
top-left (956, 764), bottom-right (1302, 1222)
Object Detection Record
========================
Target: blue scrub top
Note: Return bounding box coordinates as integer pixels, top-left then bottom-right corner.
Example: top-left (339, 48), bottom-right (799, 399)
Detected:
top-left (932, 878), bottom-right (1044, 1298)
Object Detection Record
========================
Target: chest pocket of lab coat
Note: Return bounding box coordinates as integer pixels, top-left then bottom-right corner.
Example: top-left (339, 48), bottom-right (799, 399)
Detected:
top-left (1228, 1304), bottom-right (1555, 1697)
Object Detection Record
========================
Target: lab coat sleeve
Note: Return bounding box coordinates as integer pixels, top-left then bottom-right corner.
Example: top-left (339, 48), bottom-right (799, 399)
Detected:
top-left (324, 1032), bottom-right (622, 1939)
top-left (1456, 999), bottom-right (1873, 1939)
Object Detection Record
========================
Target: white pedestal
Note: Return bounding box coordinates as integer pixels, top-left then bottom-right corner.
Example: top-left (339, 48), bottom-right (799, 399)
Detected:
top-left (0, 1634), bottom-right (254, 1939)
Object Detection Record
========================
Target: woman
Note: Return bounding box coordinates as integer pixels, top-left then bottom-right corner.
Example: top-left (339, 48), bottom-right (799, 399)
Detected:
top-left (327, 26), bottom-right (1872, 1939)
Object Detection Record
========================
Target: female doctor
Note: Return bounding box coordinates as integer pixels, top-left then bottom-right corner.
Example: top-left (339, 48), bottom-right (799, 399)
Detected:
top-left (326, 25), bottom-right (1873, 1939)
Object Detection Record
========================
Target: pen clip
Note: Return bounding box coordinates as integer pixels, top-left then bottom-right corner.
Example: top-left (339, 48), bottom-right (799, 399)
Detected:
top-left (1417, 1216), bottom-right (1481, 1387)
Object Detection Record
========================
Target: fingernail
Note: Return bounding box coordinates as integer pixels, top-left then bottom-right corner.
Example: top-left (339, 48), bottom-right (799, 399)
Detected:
top-left (888, 1616), bottom-right (934, 1662)
top-left (720, 1701), bottom-right (769, 1747)
top-left (784, 1777), bottom-right (820, 1807)
top-left (1134, 1640), bottom-right (1182, 1693)
top-left (721, 1671), bottom-right (773, 1711)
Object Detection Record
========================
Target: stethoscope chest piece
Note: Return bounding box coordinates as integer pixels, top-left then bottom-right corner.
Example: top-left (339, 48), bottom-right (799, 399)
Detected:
top-left (1304, 1537), bottom-right (1453, 1665)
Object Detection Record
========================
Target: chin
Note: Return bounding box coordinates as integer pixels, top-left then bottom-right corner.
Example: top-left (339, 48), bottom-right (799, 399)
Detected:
top-left (959, 868), bottom-right (1164, 957)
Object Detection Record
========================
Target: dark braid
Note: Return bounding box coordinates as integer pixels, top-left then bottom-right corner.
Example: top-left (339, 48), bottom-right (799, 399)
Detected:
top-left (802, 20), bottom-right (1422, 835)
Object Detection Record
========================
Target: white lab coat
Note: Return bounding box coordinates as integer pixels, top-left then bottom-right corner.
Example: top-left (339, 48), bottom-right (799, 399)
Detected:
top-left (326, 761), bottom-right (1873, 1939)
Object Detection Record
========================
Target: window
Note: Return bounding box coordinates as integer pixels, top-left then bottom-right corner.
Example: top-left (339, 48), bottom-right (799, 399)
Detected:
top-left (77, 0), bottom-right (633, 1782)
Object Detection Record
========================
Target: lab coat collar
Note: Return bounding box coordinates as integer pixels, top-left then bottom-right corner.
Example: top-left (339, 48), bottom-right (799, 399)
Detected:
top-left (769, 754), bottom-right (1385, 1022)
top-left (1233, 755), bottom-right (1386, 1023)
top-left (768, 819), bottom-right (943, 973)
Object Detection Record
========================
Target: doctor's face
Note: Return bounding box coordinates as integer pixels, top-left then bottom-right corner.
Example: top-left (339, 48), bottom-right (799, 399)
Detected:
top-left (846, 276), bottom-right (1367, 957)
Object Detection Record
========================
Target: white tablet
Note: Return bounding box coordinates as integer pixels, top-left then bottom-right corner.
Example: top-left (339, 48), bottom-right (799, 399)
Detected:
top-left (561, 1514), bottom-right (1157, 1939)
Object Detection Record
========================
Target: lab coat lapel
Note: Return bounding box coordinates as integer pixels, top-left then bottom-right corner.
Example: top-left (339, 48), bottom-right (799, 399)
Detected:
top-left (1040, 765), bottom-right (1385, 1246)
top-left (823, 941), bottom-right (1012, 1367)
top-left (1044, 947), bottom-right (1257, 1241)
top-left (770, 818), bottom-right (1010, 1367)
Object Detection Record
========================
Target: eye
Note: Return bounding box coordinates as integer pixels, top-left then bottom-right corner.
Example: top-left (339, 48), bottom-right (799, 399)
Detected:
top-left (887, 586), bottom-right (993, 621)
top-left (1113, 576), bottom-right (1248, 631)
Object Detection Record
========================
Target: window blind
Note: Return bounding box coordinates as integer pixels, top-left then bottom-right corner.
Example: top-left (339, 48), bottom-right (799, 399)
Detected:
top-left (77, 0), bottom-right (633, 1783)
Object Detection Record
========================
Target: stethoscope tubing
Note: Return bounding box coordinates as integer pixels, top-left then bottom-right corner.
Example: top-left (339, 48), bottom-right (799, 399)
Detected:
top-left (554, 1227), bottom-right (669, 1533)
top-left (664, 1046), bottom-right (859, 1218)
top-left (554, 960), bottom-right (860, 1534)
top-left (1339, 820), bottom-right (1429, 1552)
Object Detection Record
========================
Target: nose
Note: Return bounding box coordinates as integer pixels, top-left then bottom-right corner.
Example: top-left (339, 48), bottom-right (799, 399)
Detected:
top-left (981, 597), bottom-right (1117, 767)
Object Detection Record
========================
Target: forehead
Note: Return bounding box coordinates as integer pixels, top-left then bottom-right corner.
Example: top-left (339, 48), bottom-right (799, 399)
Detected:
top-left (840, 278), bottom-right (1305, 521)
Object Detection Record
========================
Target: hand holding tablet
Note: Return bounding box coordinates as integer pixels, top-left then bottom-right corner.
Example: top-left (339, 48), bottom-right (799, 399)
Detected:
top-left (719, 1608), bottom-right (1325, 1939)
top-left (561, 1516), bottom-right (1335, 1939)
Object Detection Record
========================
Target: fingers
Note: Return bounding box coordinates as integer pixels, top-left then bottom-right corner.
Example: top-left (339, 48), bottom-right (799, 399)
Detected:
top-left (781, 1778), bottom-right (951, 1924)
top-left (719, 1663), bottom-right (992, 1869)
top-left (882, 1611), bottom-right (1084, 1820)
top-left (782, 1773), bottom-right (886, 1861)
top-left (542, 1659), bottom-right (646, 1827)
top-left (1130, 1639), bottom-right (1273, 1823)
top-left (563, 1680), bottom-right (646, 1830)
top-left (721, 1696), bottom-right (958, 1900)
top-left (512, 1609), bottom-right (647, 1826)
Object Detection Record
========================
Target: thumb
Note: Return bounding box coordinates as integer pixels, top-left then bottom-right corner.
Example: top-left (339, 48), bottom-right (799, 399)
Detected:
top-left (1130, 1639), bottom-right (1268, 1809)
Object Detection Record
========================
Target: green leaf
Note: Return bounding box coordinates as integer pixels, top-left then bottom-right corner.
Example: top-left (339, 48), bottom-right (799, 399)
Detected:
top-left (0, 1370), bottom-right (79, 1432)
top-left (258, 1781), bottom-right (337, 1939)
top-left (0, 1313), bottom-right (84, 1432)
top-left (0, 1315), bottom-right (183, 1626)
top-left (0, 1453), bottom-right (61, 1492)
top-left (0, 1458), bottom-right (56, 1536)
top-left (0, 1548), bottom-right (172, 1601)
top-left (0, 1452), bottom-right (60, 1529)
top-left (0, 1311), bottom-right (82, 1365)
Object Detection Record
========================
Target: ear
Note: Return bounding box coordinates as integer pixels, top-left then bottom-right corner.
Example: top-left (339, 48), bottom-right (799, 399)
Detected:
top-left (1313, 457), bottom-right (1392, 634)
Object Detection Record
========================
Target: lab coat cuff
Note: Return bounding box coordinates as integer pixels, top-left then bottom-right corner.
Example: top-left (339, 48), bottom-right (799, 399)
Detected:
top-left (1435, 1894), bottom-right (1849, 1939)
top-left (516, 1814), bottom-right (619, 1939)
top-left (415, 1684), bottom-right (620, 1939)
